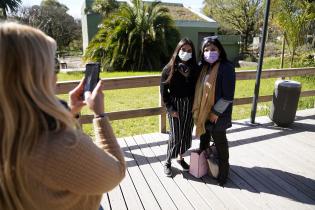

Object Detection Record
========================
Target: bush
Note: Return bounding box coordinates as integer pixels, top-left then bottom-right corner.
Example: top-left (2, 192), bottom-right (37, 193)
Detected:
top-left (264, 42), bottom-right (282, 57)
top-left (83, 0), bottom-right (180, 71)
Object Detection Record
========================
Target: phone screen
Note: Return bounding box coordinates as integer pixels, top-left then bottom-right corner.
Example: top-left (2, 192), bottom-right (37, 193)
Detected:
top-left (84, 63), bottom-right (100, 94)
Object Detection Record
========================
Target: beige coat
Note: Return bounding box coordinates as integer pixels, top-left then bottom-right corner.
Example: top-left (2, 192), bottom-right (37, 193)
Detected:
top-left (192, 62), bottom-right (219, 137)
top-left (23, 116), bottom-right (126, 210)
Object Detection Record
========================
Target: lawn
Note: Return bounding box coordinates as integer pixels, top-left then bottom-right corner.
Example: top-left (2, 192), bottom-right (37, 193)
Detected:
top-left (57, 57), bottom-right (315, 137)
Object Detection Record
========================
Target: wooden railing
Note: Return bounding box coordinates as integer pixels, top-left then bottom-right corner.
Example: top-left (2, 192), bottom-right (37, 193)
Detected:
top-left (56, 67), bottom-right (315, 133)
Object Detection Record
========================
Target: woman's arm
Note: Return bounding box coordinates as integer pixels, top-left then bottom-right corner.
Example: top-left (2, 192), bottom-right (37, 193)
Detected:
top-left (211, 63), bottom-right (236, 116)
top-left (160, 68), bottom-right (176, 113)
top-left (42, 80), bottom-right (126, 194)
top-left (41, 125), bottom-right (126, 195)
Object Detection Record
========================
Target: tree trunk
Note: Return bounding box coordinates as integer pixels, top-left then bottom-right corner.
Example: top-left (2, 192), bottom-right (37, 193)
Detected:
top-left (240, 34), bottom-right (245, 54)
top-left (280, 34), bottom-right (286, 79)
top-left (244, 34), bottom-right (248, 53)
top-left (280, 35), bottom-right (285, 69)
top-left (290, 48), bottom-right (295, 68)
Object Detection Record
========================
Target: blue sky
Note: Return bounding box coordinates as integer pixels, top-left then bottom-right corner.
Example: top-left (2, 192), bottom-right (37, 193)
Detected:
top-left (22, 0), bottom-right (204, 18)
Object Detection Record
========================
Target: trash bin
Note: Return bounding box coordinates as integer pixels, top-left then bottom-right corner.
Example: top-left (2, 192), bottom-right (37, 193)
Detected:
top-left (269, 80), bottom-right (301, 127)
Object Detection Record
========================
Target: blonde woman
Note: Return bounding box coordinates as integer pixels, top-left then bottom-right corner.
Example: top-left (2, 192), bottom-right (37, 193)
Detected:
top-left (0, 22), bottom-right (125, 210)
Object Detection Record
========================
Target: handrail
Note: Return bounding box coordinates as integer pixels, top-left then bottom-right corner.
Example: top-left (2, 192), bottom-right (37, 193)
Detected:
top-left (56, 67), bottom-right (315, 132)
top-left (56, 67), bottom-right (315, 94)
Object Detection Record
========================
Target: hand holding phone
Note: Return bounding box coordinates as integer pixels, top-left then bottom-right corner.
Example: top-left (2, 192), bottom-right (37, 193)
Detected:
top-left (84, 80), bottom-right (105, 115)
top-left (84, 63), bottom-right (100, 99)
top-left (69, 78), bottom-right (86, 115)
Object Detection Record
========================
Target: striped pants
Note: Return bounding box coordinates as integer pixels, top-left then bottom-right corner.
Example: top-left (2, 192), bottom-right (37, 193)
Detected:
top-left (165, 97), bottom-right (194, 164)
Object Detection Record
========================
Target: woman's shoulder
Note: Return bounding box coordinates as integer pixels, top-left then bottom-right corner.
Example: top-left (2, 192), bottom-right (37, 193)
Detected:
top-left (197, 61), bottom-right (204, 69)
top-left (162, 65), bottom-right (170, 76)
top-left (220, 60), bottom-right (235, 72)
top-left (192, 61), bottom-right (203, 73)
top-left (221, 60), bottom-right (234, 67)
top-left (37, 128), bottom-right (92, 154)
top-left (161, 66), bottom-right (172, 83)
top-left (163, 63), bottom-right (172, 72)
top-left (26, 129), bottom-right (85, 176)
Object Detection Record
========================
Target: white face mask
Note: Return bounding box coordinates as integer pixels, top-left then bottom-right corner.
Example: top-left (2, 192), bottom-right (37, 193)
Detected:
top-left (178, 49), bottom-right (192, 62)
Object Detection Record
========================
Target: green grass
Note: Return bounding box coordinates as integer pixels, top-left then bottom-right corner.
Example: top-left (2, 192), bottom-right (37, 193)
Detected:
top-left (57, 59), bottom-right (315, 137)
top-left (57, 71), bottom-right (158, 81)
top-left (57, 71), bottom-right (161, 137)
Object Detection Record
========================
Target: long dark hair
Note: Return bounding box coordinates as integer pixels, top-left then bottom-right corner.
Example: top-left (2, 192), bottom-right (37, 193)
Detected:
top-left (200, 36), bottom-right (228, 65)
top-left (164, 37), bottom-right (197, 83)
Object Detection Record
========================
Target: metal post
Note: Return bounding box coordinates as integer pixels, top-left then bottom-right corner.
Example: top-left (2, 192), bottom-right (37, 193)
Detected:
top-left (250, 0), bottom-right (271, 124)
top-left (280, 33), bottom-right (285, 69)
top-left (280, 33), bottom-right (286, 79)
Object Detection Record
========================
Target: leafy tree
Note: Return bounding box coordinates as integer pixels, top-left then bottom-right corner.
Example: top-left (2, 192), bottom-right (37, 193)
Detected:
top-left (0, 0), bottom-right (21, 19)
top-left (203, 0), bottom-right (263, 52)
top-left (14, 0), bottom-right (81, 51)
top-left (92, 0), bottom-right (119, 18)
top-left (84, 0), bottom-right (180, 71)
top-left (308, 20), bottom-right (315, 47)
top-left (272, 0), bottom-right (315, 67)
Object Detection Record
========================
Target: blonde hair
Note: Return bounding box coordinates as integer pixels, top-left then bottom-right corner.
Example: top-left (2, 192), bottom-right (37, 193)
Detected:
top-left (0, 22), bottom-right (76, 209)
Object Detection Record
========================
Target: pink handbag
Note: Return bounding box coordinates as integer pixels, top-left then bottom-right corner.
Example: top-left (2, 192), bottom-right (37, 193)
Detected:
top-left (189, 150), bottom-right (209, 178)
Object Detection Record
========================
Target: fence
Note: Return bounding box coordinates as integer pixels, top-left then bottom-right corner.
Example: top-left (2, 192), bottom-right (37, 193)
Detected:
top-left (56, 67), bottom-right (315, 133)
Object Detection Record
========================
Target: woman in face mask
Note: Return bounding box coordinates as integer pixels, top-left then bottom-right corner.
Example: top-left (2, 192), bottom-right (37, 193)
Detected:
top-left (193, 36), bottom-right (236, 186)
top-left (160, 38), bottom-right (198, 177)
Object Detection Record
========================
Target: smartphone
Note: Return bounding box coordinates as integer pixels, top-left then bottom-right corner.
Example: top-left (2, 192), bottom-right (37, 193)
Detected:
top-left (84, 62), bottom-right (100, 97)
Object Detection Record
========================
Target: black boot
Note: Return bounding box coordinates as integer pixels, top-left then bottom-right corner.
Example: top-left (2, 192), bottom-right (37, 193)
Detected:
top-left (212, 131), bottom-right (229, 186)
top-left (218, 162), bottom-right (229, 186)
top-left (164, 163), bottom-right (172, 177)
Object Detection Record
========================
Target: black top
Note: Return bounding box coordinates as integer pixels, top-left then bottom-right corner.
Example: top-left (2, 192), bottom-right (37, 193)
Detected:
top-left (160, 63), bottom-right (198, 112)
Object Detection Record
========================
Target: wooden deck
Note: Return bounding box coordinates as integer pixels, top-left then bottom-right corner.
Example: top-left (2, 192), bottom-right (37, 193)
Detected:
top-left (101, 109), bottom-right (315, 210)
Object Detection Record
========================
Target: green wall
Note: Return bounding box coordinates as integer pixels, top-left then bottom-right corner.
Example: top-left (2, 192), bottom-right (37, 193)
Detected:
top-left (82, 0), bottom-right (102, 50)
top-left (217, 35), bottom-right (241, 61)
top-left (177, 24), bottom-right (240, 61)
top-left (176, 25), bottom-right (217, 55)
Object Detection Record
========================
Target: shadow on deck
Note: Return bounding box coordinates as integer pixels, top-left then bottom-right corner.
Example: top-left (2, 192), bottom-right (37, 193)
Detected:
top-left (102, 109), bottom-right (315, 210)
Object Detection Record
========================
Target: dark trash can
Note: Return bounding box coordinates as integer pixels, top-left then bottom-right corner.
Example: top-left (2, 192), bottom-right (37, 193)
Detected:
top-left (269, 80), bottom-right (301, 127)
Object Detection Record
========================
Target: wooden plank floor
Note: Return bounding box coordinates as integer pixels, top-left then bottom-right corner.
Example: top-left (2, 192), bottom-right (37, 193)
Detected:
top-left (102, 108), bottom-right (315, 210)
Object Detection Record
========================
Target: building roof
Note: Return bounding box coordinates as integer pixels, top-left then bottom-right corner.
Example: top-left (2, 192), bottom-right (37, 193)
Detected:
top-left (162, 3), bottom-right (218, 28)
top-left (164, 4), bottom-right (204, 21)
top-left (126, 1), bottom-right (217, 23)
top-left (156, 2), bottom-right (217, 24)
top-left (82, 0), bottom-right (218, 28)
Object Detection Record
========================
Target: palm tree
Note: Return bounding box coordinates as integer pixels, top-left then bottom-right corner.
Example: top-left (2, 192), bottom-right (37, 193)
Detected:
top-left (84, 0), bottom-right (180, 71)
top-left (0, 0), bottom-right (22, 19)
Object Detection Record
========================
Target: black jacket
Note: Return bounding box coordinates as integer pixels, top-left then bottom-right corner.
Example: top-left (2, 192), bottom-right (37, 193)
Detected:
top-left (199, 60), bottom-right (236, 131)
